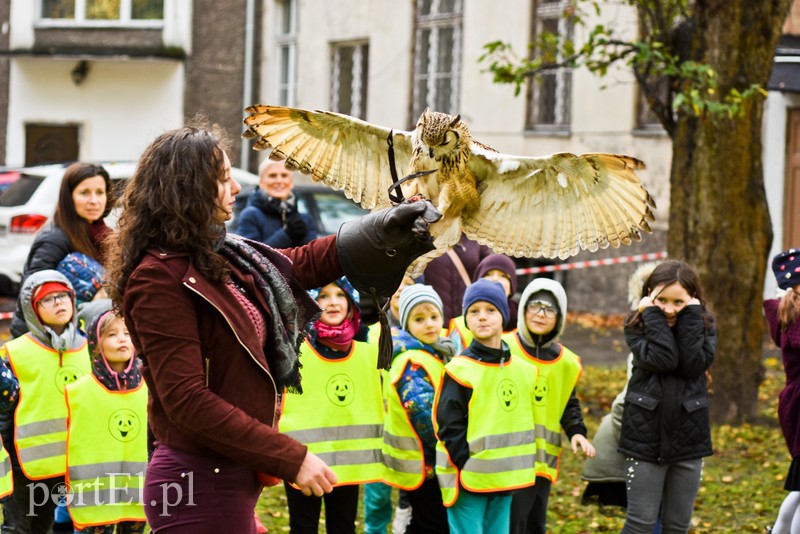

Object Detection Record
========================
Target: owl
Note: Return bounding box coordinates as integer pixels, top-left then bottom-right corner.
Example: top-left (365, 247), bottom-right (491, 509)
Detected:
top-left (242, 105), bottom-right (656, 273)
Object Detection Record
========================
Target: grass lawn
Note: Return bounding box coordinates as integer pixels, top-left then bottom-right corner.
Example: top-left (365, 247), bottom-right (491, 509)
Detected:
top-left (256, 356), bottom-right (789, 533)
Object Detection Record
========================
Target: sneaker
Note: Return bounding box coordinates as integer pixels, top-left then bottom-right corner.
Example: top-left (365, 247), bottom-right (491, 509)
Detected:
top-left (766, 526), bottom-right (773, 534)
top-left (392, 505), bottom-right (412, 534)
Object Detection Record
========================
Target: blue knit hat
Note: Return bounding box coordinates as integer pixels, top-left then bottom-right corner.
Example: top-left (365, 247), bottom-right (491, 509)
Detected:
top-left (399, 284), bottom-right (443, 330)
top-left (462, 279), bottom-right (510, 324)
top-left (772, 248), bottom-right (800, 290)
top-left (308, 276), bottom-right (360, 311)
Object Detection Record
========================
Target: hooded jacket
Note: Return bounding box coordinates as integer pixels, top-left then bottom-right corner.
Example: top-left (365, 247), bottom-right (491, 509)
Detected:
top-left (617, 266), bottom-right (716, 463)
top-left (0, 270), bottom-right (85, 467)
top-left (513, 278), bottom-right (586, 440)
top-left (235, 187), bottom-right (318, 247)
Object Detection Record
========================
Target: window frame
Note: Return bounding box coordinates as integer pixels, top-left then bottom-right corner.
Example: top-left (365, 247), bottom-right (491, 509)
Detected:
top-left (36, 0), bottom-right (164, 28)
top-left (274, 0), bottom-right (298, 107)
top-left (330, 40), bottom-right (369, 120)
top-left (411, 0), bottom-right (463, 121)
top-left (524, 0), bottom-right (573, 133)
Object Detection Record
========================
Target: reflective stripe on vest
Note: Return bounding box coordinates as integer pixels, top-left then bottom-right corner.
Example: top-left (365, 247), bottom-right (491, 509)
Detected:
top-left (382, 349), bottom-right (444, 490)
top-left (504, 334), bottom-right (582, 481)
top-left (7, 334), bottom-right (90, 480)
top-left (280, 339), bottom-right (384, 485)
top-left (434, 355), bottom-right (538, 506)
top-left (66, 375), bottom-right (148, 527)
top-left (447, 316), bottom-right (471, 355)
top-left (0, 436), bottom-right (13, 498)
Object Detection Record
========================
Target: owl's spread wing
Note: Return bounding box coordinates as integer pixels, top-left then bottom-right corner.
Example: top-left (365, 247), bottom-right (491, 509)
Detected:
top-left (243, 105), bottom-right (413, 209)
top-left (464, 146), bottom-right (656, 259)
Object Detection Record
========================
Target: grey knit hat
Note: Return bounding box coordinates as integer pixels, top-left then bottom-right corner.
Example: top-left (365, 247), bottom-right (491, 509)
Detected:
top-left (399, 284), bottom-right (444, 330)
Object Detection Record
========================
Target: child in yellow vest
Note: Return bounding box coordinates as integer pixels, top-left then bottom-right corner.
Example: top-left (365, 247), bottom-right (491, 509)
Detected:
top-left (448, 253), bottom-right (518, 354)
top-left (279, 276), bottom-right (384, 533)
top-left (505, 278), bottom-right (595, 534)
top-left (383, 284), bottom-right (455, 533)
top-left (0, 270), bottom-right (90, 533)
top-left (65, 301), bottom-right (147, 533)
top-left (434, 279), bottom-right (539, 534)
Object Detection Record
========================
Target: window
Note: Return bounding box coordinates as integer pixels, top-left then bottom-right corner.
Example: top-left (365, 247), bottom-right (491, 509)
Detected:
top-left (275, 0), bottom-right (298, 107)
top-left (411, 0), bottom-right (463, 120)
top-left (525, 0), bottom-right (573, 131)
top-left (40, 0), bottom-right (164, 24)
top-left (330, 42), bottom-right (369, 119)
top-left (25, 124), bottom-right (79, 166)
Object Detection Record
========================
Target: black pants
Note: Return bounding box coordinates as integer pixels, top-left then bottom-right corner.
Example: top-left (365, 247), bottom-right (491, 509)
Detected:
top-left (509, 478), bottom-right (552, 534)
top-left (284, 482), bottom-right (359, 534)
top-left (405, 477), bottom-right (449, 534)
top-left (1, 470), bottom-right (63, 534)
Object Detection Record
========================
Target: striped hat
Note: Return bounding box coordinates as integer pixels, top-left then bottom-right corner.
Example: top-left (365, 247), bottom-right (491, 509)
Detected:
top-left (399, 284), bottom-right (443, 330)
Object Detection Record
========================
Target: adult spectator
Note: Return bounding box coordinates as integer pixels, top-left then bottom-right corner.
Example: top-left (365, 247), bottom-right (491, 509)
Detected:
top-left (423, 234), bottom-right (492, 323)
top-left (105, 122), bottom-right (441, 531)
top-left (10, 163), bottom-right (113, 337)
top-left (235, 159), bottom-right (318, 247)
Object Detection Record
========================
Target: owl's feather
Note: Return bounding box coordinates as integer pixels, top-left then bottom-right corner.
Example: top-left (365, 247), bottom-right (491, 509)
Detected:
top-left (243, 105), bottom-right (656, 263)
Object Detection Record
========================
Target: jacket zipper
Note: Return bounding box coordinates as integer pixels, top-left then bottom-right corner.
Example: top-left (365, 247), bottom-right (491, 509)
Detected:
top-left (184, 282), bottom-right (280, 426)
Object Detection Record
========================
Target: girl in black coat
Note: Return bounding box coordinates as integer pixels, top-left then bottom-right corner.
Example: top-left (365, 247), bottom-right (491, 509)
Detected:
top-left (618, 260), bottom-right (716, 534)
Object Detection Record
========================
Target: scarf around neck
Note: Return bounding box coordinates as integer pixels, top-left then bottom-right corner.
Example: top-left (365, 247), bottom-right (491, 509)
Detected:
top-left (218, 234), bottom-right (320, 393)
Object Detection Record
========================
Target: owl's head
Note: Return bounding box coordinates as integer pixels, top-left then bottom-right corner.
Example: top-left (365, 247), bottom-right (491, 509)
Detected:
top-left (416, 108), bottom-right (469, 157)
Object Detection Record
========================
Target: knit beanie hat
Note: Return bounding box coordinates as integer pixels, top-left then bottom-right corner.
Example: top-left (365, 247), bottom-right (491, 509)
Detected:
top-left (526, 290), bottom-right (560, 314)
top-left (772, 248), bottom-right (800, 290)
top-left (399, 284), bottom-right (444, 330)
top-left (462, 279), bottom-right (510, 324)
top-left (474, 254), bottom-right (518, 296)
top-left (32, 281), bottom-right (72, 310)
top-left (308, 276), bottom-right (361, 311)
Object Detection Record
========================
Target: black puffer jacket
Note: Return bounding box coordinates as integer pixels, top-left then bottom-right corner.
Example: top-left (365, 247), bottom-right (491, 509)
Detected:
top-left (10, 224), bottom-right (73, 337)
top-left (617, 305), bottom-right (715, 463)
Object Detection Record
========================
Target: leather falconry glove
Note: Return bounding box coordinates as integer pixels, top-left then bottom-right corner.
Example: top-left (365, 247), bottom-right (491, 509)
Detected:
top-left (337, 198), bottom-right (442, 298)
top-left (337, 198), bottom-right (442, 370)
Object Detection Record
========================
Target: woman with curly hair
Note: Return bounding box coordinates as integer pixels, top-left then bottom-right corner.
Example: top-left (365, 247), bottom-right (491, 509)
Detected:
top-left (105, 122), bottom-right (440, 532)
top-left (10, 162), bottom-right (114, 337)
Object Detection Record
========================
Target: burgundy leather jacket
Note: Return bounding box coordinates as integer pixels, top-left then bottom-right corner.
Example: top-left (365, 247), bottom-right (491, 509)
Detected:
top-left (122, 235), bottom-right (342, 482)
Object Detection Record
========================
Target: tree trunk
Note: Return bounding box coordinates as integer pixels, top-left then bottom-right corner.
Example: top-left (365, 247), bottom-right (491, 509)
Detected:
top-left (666, 0), bottom-right (788, 423)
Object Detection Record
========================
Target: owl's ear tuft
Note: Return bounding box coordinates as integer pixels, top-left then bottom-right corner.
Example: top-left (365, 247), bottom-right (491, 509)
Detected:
top-left (449, 114), bottom-right (461, 128)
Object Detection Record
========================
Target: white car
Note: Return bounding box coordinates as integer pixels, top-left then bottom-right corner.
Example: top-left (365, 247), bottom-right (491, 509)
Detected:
top-left (0, 162), bottom-right (259, 296)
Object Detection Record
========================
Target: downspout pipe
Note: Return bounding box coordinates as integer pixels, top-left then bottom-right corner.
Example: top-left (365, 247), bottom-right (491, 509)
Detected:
top-left (240, 0), bottom-right (256, 171)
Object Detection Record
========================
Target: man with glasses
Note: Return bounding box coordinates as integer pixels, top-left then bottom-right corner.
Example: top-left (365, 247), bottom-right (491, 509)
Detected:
top-left (504, 278), bottom-right (595, 534)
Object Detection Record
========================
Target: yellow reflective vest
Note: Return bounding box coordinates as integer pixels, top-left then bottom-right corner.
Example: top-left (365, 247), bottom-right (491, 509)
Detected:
top-left (434, 354), bottom-right (538, 506)
top-left (6, 334), bottom-right (90, 479)
top-left (382, 349), bottom-right (444, 490)
top-left (0, 435), bottom-right (13, 498)
top-left (504, 333), bottom-right (582, 482)
top-left (280, 339), bottom-right (384, 485)
top-left (65, 375), bottom-right (148, 528)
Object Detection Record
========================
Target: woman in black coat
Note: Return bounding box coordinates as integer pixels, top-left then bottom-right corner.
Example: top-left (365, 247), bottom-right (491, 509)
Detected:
top-left (10, 162), bottom-right (113, 337)
top-left (618, 260), bottom-right (716, 534)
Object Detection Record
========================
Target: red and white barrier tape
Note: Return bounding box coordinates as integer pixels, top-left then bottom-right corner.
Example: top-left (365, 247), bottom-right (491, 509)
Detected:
top-left (516, 251), bottom-right (668, 275)
top-left (0, 311), bottom-right (13, 321)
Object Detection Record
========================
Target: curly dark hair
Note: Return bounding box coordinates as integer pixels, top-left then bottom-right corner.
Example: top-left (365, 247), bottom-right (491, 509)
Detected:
top-left (53, 162), bottom-right (113, 259)
top-left (106, 124), bottom-right (231, 308)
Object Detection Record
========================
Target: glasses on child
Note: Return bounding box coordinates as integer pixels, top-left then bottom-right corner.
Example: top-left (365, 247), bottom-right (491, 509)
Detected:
top-left (525, 301), bottom-right (557, 318)
top-left (37, 292), bottom-right (70, 309)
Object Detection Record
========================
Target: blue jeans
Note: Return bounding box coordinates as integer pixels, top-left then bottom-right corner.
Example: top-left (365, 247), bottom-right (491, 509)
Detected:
top-left (621, 457), bottom-right (703, 534)
top-left (447, 491), bottom-right (511, 534)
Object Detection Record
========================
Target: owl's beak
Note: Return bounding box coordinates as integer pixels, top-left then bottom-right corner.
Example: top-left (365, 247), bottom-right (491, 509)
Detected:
top-left (429, 147), bottom-right (434, 158)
